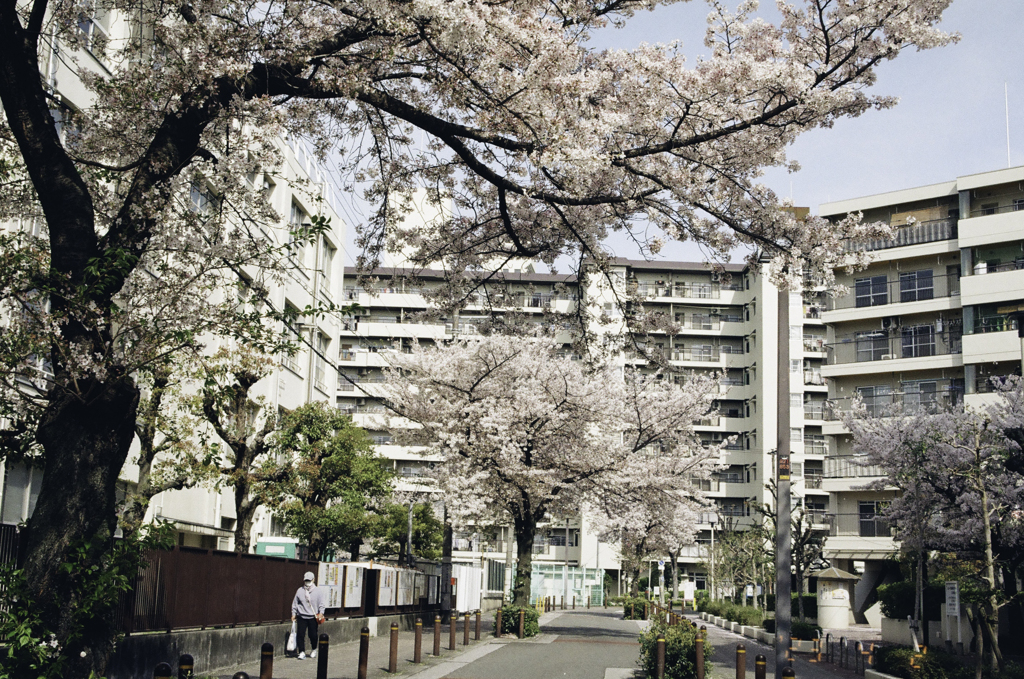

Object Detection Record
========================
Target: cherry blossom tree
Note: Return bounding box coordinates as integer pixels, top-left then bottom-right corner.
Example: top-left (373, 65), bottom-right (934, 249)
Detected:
top-left (378, 336), bottom-right (718, 605)
top-left (843, 388), bottom-right (1024, 672)
top-left (0, 0), bottom-right (956, 672)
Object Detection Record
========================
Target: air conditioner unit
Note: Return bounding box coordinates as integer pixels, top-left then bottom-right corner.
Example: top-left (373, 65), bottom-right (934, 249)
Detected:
top-left (711, 308), bottom-right (721, 315)
top-left (357, 367), bottom-right (369, 376)
top-left (356, 397), bottom-right (366, 406)
top-left (881, 317), bottom-right (900, 329)
top-left (881, 354), bottom-right (894, 360)
top-left (711, 272), bottom-right (721, 282)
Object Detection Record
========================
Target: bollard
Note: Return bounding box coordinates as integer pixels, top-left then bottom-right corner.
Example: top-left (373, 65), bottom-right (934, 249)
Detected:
top-left (561, 595), bottom-right (565, 610)
top-left (155, 663), bottom-right (172, 679)
top-left (381, 623), bottom-right (394, 673)
top-left (814, 631), bottom-right (821, 663)
top-left (317, 634), bottom-right (329, 679)
top-left (232, 674), bottom-right (250, 679)
top-left (782, 668), bottom-right (795, 679)
top-left (587, 596), bottom-right (591, 609)
top-left (475, 610), bottom-right (481, 640)
top-left (496, 609), bottom-right (503, 638)
top-left (839, 637), bottom-right (846, 669)
top-left (259, 643), bottom-right (273, 679)
top-left (736, 644), bottom-right (746, 679)
top-left (414, 618), bottom-right (423, 664)
top-left (179, 653), bottom-right (194, 679)
top-left (450, 611), bottom-right (457, 650)
top-left (869, 643), bottom-right (876, 669)
top-left (696, 633), bottom-right (705, 679)
top-left (856, 641), bottom-right (865, 675)
top-left (518, 609), bottom-right (525, 639)
top-left (656, 634), bottom-right (666, 679)
top-left (358, 627), bottom-right (370, 679)
top-left (825, 633), bottom-right (832, 664)
top-left (433, 614), bottom-right (441, 656)
top-left (755, 654), bottom-right (767, 679)
top-left (604, 597), bottom-right (607, 609)
top-left (464, 611), bottom-right (471, 646)
top-left (629, 602), bottom-right (634, 619)
top-left (573, 595), bottom-right (576, 610)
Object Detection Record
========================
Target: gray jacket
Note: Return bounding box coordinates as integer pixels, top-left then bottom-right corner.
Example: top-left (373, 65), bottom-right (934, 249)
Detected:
top-left (291, 584), bottom-right (326, 618)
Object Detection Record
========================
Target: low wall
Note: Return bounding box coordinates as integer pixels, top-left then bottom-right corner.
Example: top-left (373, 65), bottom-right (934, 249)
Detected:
top-left (109, 613), bottom-right (422, 679)
top-left (880, 617), bottom-right (942, 648)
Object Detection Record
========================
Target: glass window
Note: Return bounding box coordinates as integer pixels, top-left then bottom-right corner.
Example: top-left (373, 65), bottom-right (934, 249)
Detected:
top-left (857, 385), bottom-right (892, 417)
top-left (899, 270), bottom-right (934, 303)
top-left (855, 331), bottom-right (888, 362)
top-left (855, 275), bottom-right (888, 307)
top-left (901, 325), bottom-right (935, 358)
top-left (902, 381), bottom-right (938, 412)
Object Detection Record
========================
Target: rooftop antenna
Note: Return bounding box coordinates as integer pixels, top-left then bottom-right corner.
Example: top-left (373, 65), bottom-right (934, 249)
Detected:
top-left (1006, 83), bottom-right (1011, 168)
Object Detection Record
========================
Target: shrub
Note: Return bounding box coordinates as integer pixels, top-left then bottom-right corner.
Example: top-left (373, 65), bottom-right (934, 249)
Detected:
top-left (877, 582), bottom-right (943, 620)
top-left (695, 590), bottom-right (710, 611)
top-left (791, 621), bottom-right (821, 640)
top-left (874, 645), bottom-right (970, 679)
top-left (702, 601), bottom-right (763, 627)
top-left (494, 605), bottom-right (540, 637)
top-left (763, 619), bottom-right (774, 633)
top-left (622, 596), bottom-right (650, 620)
top-left (763, 593), bottom-right (818, 619)
top-left (639, 621), bottom-right (713, 679)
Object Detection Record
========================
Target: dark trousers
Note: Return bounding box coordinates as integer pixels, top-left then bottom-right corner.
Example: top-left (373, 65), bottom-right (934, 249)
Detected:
top-left (297, 616), bottom-right (319, 653)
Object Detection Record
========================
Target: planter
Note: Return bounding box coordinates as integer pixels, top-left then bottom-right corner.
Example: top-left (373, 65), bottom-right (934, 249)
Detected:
top-left (792, 640), bottom-right (815, 653)
top-left (742, 626), bottom-right (759, 639)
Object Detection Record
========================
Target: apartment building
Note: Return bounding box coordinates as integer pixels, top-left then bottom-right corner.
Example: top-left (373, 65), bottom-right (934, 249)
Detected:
top-left (819, 164), bottom-right (1024, 625)
top-left (0, 6), bottom-right (346, 554)
top-left (337, 255), bottom-right (828, 599)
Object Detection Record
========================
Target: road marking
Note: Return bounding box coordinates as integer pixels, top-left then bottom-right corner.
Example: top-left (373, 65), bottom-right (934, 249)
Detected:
top-left (405, 642), bottom-right (504, 679)
top-left (604, 670), bottom-right (636, 679)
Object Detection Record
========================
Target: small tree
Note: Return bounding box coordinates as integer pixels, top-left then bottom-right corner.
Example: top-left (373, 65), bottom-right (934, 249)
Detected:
top-left (381, 336), bottom-right (719, 605)
top-left (369, 502), bottom-right (445, 563)
top-left (264, 402), bottom-right (394, 561)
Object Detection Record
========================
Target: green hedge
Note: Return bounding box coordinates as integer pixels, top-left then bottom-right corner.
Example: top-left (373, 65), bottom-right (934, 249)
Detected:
top-left (761, 619), bottom-right (820, 639)
top-left (639, 621), bottom-right (714, 679)
top-left (699, 600), bottom-right (764, 627)
top-left (764, 593), bottom-right (818, 619)
top-left (875, 646), bottom-right (1024, 679)
top-left (877, 582), bottom-right (943, 620)
top-left (622, 595), bottom-right (650, 620)
top-left (494, 605), bottom-right (540, 637)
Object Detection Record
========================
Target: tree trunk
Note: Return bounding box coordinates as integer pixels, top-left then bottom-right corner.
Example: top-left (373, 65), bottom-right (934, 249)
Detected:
top-left (511, 512), bottom-right (537, 606)
top-left (670, 549), bottom-right (679, 600)
top-left (979, 483), bottom-right (1003, 670)
top-left (234, 486), bottom-right (257, 553)
top-left (796, 569), bottom-right (805, 623)
top-left (25, 378), bottom-right (140, 679)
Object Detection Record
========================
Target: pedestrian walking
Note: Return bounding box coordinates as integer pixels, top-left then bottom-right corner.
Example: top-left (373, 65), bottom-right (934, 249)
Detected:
top-left (291, 571), bottom-right (326, 660)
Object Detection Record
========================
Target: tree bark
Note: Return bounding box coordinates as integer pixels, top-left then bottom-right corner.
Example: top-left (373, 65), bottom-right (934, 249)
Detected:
top-left (512, 511), bottom-right (537, 606)
top-left (26, 378), bottom-right (140, 678)
top-left (979, 477), bottom-right (1003, 670)
top-left (234, 487), bottom-right (258, 553)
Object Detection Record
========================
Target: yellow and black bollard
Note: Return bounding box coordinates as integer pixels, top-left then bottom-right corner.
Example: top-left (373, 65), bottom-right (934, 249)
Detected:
top-left (178, 653), bottom-right (194, 679)
top-left (154, 663), bottom-right (172, 679)
top-left (656, 634), bottom-right (666, 679)
top-left (358, 627), bottom-right (370, 679)
top-left (414, 618), bottom-right (423, 663)
top-left (389, 623), bottom-right (399, 673)
top-left (433, 614), bottom-right (441, 656)
top-left (755, 654), bottom-right (767, 679)
top-left (258, 643), bottom-right (273, 679)
top-left (316, 634), bottom-right (329, 679)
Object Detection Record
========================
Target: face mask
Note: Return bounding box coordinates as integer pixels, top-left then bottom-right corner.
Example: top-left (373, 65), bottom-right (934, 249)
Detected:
top-left (304, 581), bottom-right (314, 589)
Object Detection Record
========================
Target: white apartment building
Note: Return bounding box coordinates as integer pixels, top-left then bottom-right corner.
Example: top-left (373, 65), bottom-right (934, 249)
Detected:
top-left (337, 255), bottom-right (828, 600)
top-left (0, 5), bottom-right (346, 555)
top-left (819, 164), bottom-right (1024, 625)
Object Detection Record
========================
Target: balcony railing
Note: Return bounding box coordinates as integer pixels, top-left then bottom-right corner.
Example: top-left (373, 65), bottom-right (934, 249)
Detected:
top-left (976, 374), bottom-right (1019, 393)
top-left (805, 438), bottom-right (827, 455)
top-left (803, 337), bottom-right (826, 352)
top-left (826, 328), bottom-right (962, 365)
top-left (672, 348), bottom-right (721, 363)
top-left (825, 513), bottom-right (895, 538)
top-left (804, 370), bottom-right (825, 385)
top-left (803, 403), bottom-right (825, 419)
top-left (824, 456), bottom-right (886, 479)
top-left (968, 200), bottom-right (1024, 217)
top-left (804, 475), bottom-right (823, 489)
top-left (827, 271), bottom-right (960, 311)
top-left (970, 314), bottom-right (1018, 335)
top-left (824, 388), bottom-right (962, 420)
top-left (843, 217), bottom-right (957, 253)
top-left (972, 259), bottom-right (1024, 275)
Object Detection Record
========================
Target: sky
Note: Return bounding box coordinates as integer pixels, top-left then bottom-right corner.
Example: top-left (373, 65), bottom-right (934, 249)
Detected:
top-left (334, 0), bottom-right (1024, 268)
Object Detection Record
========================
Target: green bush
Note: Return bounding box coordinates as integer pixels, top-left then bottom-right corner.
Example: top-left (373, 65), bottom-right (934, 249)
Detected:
top-left (701, 600), bottom-right (763, 627)
top-left (763, 593), bottom-right (817, 619)
top-left (622, 595), bottom-right (649, 620)
top-left (639, 621), bottom-right (713, 679)
top-left (791, 621), bottom-right (821, 639)
top-left (695, 590), bottom-right (710, 611)
top-left (874, 645), bottom-right (969, 679)
top-left (877, 582), bottom-right (943, 620)
top-left (494, 605), bottom-right (540, 637)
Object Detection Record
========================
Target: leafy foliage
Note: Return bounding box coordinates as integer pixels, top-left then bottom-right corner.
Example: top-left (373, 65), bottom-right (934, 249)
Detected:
top-left (367, 502), bottom-right (444, 562)
top-left (638, 620), bottom-right (713, 679)
top-left (877, 581), bottom-right (944, 621)
top-left (494, 605), bottom-right (540, 637)
top-left (622, 596), bottom-right (650, 620)
top-left (0, 525), bottom-right (173, 679)
top-left (264, 402), bottom-right (394, 560)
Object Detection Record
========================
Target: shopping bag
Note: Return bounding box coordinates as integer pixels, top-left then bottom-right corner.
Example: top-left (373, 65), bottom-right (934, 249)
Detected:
top-left (286, 621), bottom-right (297, 652)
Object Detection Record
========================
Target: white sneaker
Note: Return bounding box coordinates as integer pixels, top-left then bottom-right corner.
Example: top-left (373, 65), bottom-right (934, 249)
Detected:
top-left (310, 650), bottom-right (317, 659)
top-left (297, 652), bottom-right (306, 659)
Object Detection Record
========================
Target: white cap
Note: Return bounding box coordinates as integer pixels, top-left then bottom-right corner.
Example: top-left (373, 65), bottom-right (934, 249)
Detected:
top-left (304, 571), bottom-right (315, 581)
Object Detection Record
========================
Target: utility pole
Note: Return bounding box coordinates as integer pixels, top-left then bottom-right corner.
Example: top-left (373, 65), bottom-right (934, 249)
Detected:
top-left (775, 282), bottom-right (793, 679)
top-left (441, 504), bottom-right (453, 614)
top-left (564, 517), bottom-right (570, 608)
top-left (407, 501), bottom-right (415, 568)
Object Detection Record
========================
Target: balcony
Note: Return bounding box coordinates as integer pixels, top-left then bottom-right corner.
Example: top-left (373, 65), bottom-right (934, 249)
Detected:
top-left (672, 348), bottom-right (721, 363)
top-left (824, 456), bottom-right (886, 479)
top-left (825, 513), bottom-right (894, 538)
top-left (826, 328), bottom-right (962, 365)
top-left (803, 337), bottom-right (826, 353)
top-left (827, 272), bottom-right (959, 311)
top-left (804, 369), bottom-right (825, 386)
top-left (804, 475), bottom-right (823, 489)
top-left (843, 217), bottom-right (957, 253)
top-left (823, 388), bottom-right (961, 420)
top-left (803, 403), bottom-right (825, 420)
top-left (804, 438), bottom-right (827, 455)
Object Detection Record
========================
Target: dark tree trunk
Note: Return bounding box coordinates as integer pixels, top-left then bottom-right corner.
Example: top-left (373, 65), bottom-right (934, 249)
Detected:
top-left (234, 488), bottom-right (257, 553)
top-left (25, 377), bottom-right (140, 678)
top-left (512, 511), bottom-right (537, 607)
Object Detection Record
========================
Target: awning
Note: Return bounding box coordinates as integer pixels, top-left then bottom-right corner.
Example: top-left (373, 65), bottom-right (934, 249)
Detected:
top-left (171, 519), bottom-right (233, 538)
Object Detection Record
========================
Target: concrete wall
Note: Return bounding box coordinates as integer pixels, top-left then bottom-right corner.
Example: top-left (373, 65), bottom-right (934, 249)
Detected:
top-left (109, 613), bottom-right (421, 679)
top-left (880, 617), bottom-right (942, 648)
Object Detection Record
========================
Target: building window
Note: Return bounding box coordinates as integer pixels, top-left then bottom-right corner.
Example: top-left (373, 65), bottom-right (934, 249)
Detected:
top-left (790, 428), bottom-right (802, 442)
top-left (281, 304), bottom-right (303, 374)
top-left (902, 380), bottom-right (938, 411)
top-left (314, 333), bottom-right (329, 393)
top-left (859, 501), bottom-right (891, 538)
top-left (855, 331), bottom-right (888, 362)
top-left (901, 325), bottom-right (935, 358)
top-left (857, 385), bottom-right (892, 417)
top-left (289, 201), bottom-right (310, 268)
top-left (855, 275), bottom-right (888, 307)
top-left (790, 359), bottom-right (801, 373)
top-left (899, 270), bottom-right (934, 303)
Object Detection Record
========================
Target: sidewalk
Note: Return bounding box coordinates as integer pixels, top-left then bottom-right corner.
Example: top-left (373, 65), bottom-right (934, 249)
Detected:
top-left (686, 615), bottom-right (867, 679)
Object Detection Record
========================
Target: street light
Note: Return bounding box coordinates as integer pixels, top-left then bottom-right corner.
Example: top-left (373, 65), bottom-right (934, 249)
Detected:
top-left (702, 511), bottom-right (718, 601)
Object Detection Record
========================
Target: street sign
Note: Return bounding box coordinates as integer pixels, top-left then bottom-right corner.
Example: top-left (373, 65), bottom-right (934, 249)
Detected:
top-left (658, 560), bottom-right (665, 568)
top-left (945, 582), bottom-right (959, 616)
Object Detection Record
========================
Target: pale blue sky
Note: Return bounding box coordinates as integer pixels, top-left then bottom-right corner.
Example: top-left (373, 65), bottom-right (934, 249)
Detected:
top-left (335, 0), bottom-right (1023, 268)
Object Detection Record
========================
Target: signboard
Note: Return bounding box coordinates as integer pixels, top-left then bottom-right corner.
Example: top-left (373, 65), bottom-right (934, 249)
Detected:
top-left (377, 567), bottom-right (397, 607)
top-left (343, 565), bottom-right (364, 608)
top-left (745, 584), bottom-right (754, 598)
top-left (325, 585), bottom-right (342, 608)
top-left (414, 573), bottom-right (427, 601)
top-left (428, 574), bottom-right (439, 604)
top-left (658, 560), bottom-right (665, 568)
top-left (945, 582), bottom-right (960, 616)
top-left (778, 455), bottom-right (791, 481)
top-left (397, 571), bottom-right (415, 606)
top-left (317, 562), bottom-right (342, 587)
